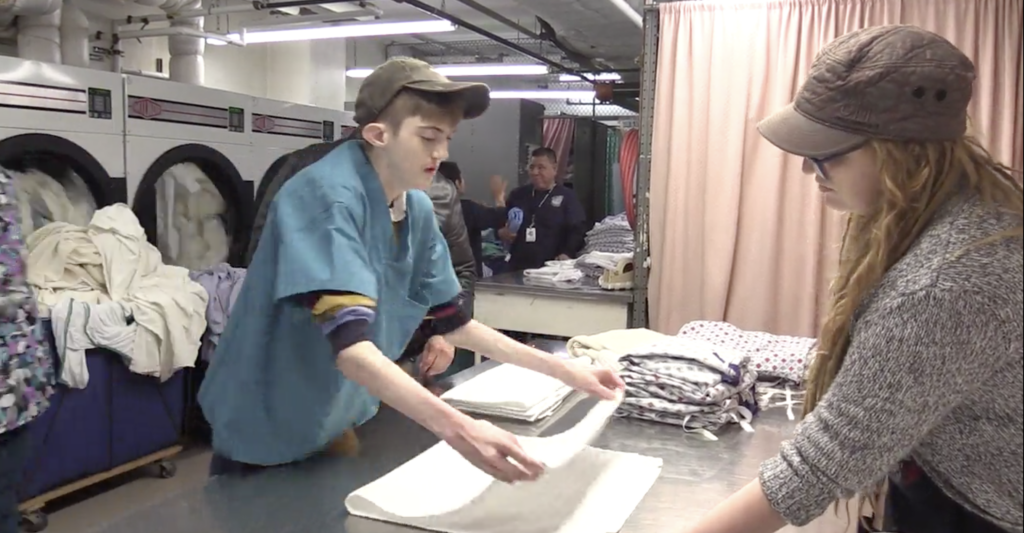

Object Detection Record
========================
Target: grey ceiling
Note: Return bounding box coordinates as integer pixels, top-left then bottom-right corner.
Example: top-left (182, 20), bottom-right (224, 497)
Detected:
top-left (380, 0), bottom-right (643, 69)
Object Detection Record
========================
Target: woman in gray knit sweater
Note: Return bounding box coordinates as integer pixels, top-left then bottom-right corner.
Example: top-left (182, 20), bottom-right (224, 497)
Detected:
top-left (683, 25), bottom-right (1022, 533)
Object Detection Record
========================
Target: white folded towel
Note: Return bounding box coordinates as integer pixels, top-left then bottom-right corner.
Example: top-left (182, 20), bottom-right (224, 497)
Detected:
top-left (441, 359), bottom-right (592, 422)
top-left (346, 394), bottom-right (663, 533)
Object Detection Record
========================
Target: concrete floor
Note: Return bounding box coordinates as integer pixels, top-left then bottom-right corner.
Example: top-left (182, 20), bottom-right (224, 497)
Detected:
top-left (33, 447), bottom-right (213, 533)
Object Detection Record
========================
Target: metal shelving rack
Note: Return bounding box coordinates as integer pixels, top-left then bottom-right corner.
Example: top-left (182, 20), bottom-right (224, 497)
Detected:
top-left (630, 3), bottom-right (661, 328)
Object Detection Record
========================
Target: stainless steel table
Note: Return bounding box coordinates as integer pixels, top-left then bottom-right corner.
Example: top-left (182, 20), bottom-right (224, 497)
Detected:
top-left (86, 355), bottom-right (850, 533)
top-left (474, 273), bottom-right (633, 356)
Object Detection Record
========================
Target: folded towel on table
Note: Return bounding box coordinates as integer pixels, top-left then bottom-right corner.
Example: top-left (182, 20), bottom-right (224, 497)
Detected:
top-left (345, 394), bottom-right (663, 533)
top-left (566, 328), bottom-right (673, 367)
top-left (523, 260), bottom-right (583, 284)
top-left (441, 358), bottom-right (593, 422)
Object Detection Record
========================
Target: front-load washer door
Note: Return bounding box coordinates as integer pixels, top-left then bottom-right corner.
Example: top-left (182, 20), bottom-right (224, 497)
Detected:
top-left (132, 143), bottom-right (254, 270)
top-left (244, 139), bottom-right (344, 266)
top-left (0, 133), bottom-right (124, 238)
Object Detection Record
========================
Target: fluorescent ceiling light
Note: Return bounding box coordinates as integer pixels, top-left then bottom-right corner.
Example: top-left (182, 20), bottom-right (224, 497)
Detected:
top-left (206, 19), bottom-right (455, 45)
top-left (491, 90), bottom-right (596, 100)
top-left (346, 63), bottom-right (549, 78)
top-left (559, 72), bottom-right (621, 82)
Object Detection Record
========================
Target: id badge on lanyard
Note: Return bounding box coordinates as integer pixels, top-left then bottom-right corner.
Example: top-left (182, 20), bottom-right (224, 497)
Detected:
top-left (526, 189), bottom-right (552, 244)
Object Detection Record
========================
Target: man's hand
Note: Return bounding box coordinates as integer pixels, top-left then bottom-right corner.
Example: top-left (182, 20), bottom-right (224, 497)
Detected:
top-left (555, 363), bottom-right (625, 401)
top-left (489, 175), bottom-right (507, 206)
top-left (555, 254), bottom-right (571, 261)
top-left (497, 226), bottom-right (515, 244)
top-left (438, 417), bottom-right (545, 483)
top-left (419, 335), bottom-right (455, 376)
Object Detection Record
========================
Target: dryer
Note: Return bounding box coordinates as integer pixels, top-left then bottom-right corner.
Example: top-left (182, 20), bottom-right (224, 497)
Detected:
top-left (0, 56), bottom-right (126, 237)
top-left (245, 97), bottom-right (352, 263)
top-left (124, 75), bottom-right (254, 270)
top-left (249, 97), bottom-right (352, 200)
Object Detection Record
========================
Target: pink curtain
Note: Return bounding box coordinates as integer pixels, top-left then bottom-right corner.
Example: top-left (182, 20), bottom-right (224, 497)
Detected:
top-left (648, 0), bottom-right (1023, 338)
top-left (619, 128), bottom-right (640, 227)
top-left (542, 118), bottom-right (576, 181)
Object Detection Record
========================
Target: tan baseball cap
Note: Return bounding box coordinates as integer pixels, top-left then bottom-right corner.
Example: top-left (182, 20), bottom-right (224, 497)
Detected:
top-left (353, 57), bottom-right (491, 126)
top-left (758, 25), bottom-right (976, 159)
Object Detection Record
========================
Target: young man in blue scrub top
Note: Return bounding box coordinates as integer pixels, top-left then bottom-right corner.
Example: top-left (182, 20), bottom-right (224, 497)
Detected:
top-left (198, 57), bottom-right (624, 483)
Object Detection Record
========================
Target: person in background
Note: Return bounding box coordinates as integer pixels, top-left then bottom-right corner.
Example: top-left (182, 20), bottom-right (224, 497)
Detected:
top-left (681, 25), bottom-right (1022, 533)
top-left (499, 147), bottom-right (587, 271)
top-left (437, 161), bottom-right (508, 278)
top-left (0, 169), bottom-right (54, 533)
top-left (199, 57), bottom-right (624, 483)
top-left (398, 165), bottom-right (478, 380)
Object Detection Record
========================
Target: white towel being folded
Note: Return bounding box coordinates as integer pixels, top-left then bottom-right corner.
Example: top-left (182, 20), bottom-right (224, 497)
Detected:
top-left (441, 359), bottom-right (592, 422)
top-left (345, 394), bottom-right (662, 533)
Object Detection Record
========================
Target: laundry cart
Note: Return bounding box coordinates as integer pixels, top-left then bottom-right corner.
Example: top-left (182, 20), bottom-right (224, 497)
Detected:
top-left (17, 322), bottom-right (186, 533)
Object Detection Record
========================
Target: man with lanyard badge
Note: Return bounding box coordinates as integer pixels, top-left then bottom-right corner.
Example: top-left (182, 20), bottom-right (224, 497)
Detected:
top-left (198, 57), bottom-right (624, 482)
top-left (499, 147), bottom-right (587, 271)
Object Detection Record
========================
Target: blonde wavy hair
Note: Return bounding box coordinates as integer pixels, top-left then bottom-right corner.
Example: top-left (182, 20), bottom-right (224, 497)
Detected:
top-left (802, 134), bottom-right (1024, 524)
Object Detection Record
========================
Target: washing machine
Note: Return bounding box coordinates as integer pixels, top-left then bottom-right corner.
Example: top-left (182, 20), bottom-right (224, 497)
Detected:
top-left (0, 56), bottom-right (126, 237)
top-left (245, 97), bottom-right (352, 263)
top-left (124, 75), bottom-right (255, 270)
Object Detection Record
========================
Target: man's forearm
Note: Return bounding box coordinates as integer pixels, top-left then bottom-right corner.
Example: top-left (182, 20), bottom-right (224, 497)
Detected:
top-left (443, 320), bottom-right (569, 379)
top-left (337, 341), bottom-right (466, 436)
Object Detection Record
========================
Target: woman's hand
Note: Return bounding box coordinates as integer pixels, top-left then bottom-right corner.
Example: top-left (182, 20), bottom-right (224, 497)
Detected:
top-left (556, 363), bottom-right (625, 401)
top-left (438, 417), bottom-right (545, 483)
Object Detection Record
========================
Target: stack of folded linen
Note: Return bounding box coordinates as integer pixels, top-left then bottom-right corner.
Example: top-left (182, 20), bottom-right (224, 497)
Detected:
top-left (615, 337), bottom-right (759, 436)
top-left (440, 358), bottom-right (593, 422)
top-left (575, 251), bottom-right (632, 278)
top-left (581, 213), bottom-right (634, 254)
top-left (523, 260), bottom-right (583, 284)
top-left (567, 328), bottom-right (759, 436)
top-left (674, 320), bottom-right (817, 420)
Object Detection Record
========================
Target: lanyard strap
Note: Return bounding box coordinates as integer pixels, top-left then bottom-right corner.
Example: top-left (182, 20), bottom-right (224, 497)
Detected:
top-left (529, 188), bottom-right (554, 227)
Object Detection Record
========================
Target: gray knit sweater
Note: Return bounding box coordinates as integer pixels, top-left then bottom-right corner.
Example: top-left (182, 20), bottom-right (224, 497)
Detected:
top-left (759, 194), bottom-right (1023, 531)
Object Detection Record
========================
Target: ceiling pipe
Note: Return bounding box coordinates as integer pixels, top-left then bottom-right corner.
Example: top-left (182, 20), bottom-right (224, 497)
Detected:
top-left (443, 0), bottom-right (542, 41)
top-left (239, 9), bottom-right (381, 30)
top-left (392, 0), bottom-right (595, 83)
top-left (115, 0), bottom-right (374, 25)
top-left (605, 0), bottom-right (642, 28)
top-left (117, 25), bottom-right (243, 45)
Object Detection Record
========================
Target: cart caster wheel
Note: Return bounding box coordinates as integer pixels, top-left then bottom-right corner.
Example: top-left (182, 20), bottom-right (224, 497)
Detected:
top-left (158, 460), bottom-right (177, 479)
top-left (21, 510), bottom-right (48, 533)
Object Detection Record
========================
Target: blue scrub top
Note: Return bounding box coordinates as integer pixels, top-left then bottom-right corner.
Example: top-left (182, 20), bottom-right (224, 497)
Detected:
top-left (198, 141), bottom-right (461, 466)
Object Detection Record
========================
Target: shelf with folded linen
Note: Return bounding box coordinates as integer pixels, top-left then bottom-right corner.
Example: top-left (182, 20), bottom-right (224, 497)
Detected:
top-left (440, 358), bottom-right (594, 422)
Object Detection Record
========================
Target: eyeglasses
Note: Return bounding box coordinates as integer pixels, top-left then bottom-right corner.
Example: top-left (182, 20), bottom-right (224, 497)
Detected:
top-left (806, 143), bottom-right (866, 181)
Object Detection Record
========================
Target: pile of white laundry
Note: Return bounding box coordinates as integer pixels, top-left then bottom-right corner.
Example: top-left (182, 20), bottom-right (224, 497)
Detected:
top-left (26, 204), bottom-right (209, 388)
top-left (581, 213), bottom-right (634, 254)
top-left (523, 260), bottom-right (583, 284)
top-left (155, 163), bottom-right (231, 271)
top-left (568, 328), bottom-right (758, 438)
top-left (8, 168), bottom-right (96, 238)
top-left (440, 358), bottom-right (593, 422)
